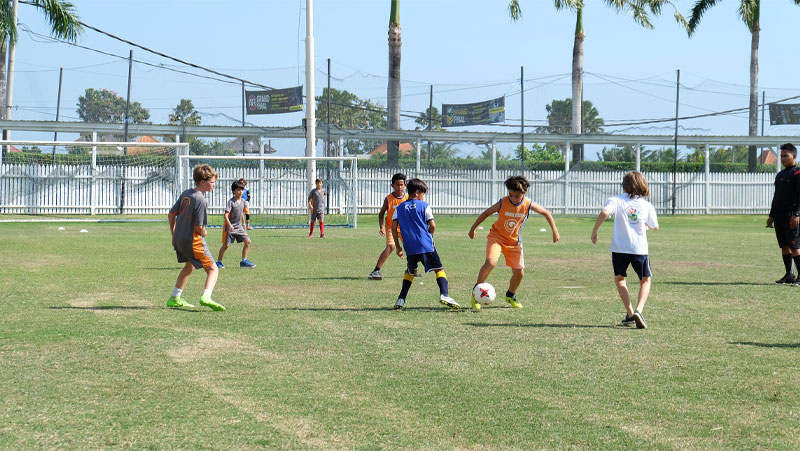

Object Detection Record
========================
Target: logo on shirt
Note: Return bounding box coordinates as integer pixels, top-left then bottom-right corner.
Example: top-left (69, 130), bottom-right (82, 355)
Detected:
top-left (404, 203), bottom-right (417, 211)
top-left (627, 207), bottom-right (640, 222)
top-left (504, 218), bottom-right (518, 232)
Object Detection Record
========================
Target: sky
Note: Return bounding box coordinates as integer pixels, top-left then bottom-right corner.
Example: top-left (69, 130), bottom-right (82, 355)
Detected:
top-left (9, 0), bottom-right (800, 158)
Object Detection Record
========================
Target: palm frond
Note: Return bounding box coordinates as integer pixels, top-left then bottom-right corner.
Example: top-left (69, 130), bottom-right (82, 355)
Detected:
top-left (0, 2), bottom-right (17, 43)
top-left (31, 0), bottom-right (82, 41)
top-left (738, 0), bottom-right (759, 30)
top-left (687, 0), bottom-right (722, 36)
top-left (554, 0), bottom-right (582, 12)
top-left (508, 0), bottom-right (522, 20)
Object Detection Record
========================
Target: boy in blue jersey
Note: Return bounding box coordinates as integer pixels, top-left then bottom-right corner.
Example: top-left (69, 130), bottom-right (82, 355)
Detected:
top-left (391, 178), bottom-right (460, 310)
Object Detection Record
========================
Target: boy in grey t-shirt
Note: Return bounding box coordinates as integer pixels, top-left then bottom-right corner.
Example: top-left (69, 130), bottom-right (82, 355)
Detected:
top-left (216, 180), bottom-right (256, 269)
top-left (167, 164), bottom-right (225, 311)
top-left (308, 177), bottom-right (326, 238)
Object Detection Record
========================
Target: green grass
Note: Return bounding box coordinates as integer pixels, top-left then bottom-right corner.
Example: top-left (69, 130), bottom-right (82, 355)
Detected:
top-left (1, 215), bottom-right (798, 449)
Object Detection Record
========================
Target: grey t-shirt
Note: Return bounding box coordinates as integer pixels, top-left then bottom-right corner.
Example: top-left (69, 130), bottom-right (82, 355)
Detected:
top-left (169, 188), bottom-right (208, 250)
top-left (308, 188), bottom-right (326, 214)
top-left (226, 197), bottom-right (246, 234)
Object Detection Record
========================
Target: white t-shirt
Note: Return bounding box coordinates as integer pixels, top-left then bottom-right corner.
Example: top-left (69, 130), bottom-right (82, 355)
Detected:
top-left (603, 193), bottom-right (659, 255)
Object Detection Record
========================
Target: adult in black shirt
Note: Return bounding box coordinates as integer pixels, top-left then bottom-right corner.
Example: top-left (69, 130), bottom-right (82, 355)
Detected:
top-left (767, 143), bottom-right (800, 283)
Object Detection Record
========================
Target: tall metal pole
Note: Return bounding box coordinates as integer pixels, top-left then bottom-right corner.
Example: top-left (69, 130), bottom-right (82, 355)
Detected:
top-left (4, 0), bottom-right (19, 140)
top-left (672, 69), bottom-right (680, 215)
top-left (241, 81), bottom-right (246, 156)
top-left (305, 0), bottom-right (317, 190)
top-left (761, 90), bottom-right (765, 166)
top-left (52, 67), bottom-right (63, 159)
top-left (427, 85), bottom-right (433, 161)
top-left (121, 50), bottom-right (133, 214)
top-left (327, 58), bottom-right (331, 159)
top-left (520, 66), bottom-right (525, 172)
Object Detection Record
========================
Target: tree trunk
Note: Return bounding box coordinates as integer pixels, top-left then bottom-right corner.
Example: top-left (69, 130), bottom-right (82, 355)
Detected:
top-left (748, 22), bottom-right (759, 173)
top-left (571, 9), bottom-right (584, 164)
top-left (387, 21), bottom-right (402, 167)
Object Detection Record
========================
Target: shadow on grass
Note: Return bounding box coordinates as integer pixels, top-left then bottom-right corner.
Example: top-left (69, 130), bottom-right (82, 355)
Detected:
top-left (661, 281), bottom-right (766, 286)
top-left (144, 267), bottom-right (182, 271)
top-left (49, 306), bottom-right (152, 311)
top-left (728, 341), bottom-right (800, 349)
top-left (291, 276), bottom-right (365, 281)
top-left (465, 322), bottom-right (615, 329)
top-left (276, 306), bottom-right (465, 313)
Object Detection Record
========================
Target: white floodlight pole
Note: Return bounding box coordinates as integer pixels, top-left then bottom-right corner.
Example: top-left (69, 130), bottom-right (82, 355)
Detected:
top-left (5, 0), bottom-right (19, 138)
top-left (305, 0), bottom-right (317, 190)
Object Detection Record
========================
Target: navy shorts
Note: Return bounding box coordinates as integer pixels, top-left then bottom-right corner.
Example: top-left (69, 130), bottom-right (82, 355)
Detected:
top-left (773, 215), bottom-right (800, 249)
top-left (612, 252), bottom-right (651, 279)
top-left (406, 250), bottom-right (443, 274)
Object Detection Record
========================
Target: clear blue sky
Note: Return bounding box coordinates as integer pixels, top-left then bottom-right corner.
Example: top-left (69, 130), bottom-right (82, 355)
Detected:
top-left (11, 0), bottom-right (800, 157)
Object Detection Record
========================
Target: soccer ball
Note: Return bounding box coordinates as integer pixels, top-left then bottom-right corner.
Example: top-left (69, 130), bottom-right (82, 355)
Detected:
top-left (473, 282), bottom-right (496, 305)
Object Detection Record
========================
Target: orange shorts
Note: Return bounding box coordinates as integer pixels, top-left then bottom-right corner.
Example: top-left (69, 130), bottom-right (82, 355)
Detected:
top-left (486, 234), bottom-right (524, 269)
top-left (386, 222), bottom-right (402, 246)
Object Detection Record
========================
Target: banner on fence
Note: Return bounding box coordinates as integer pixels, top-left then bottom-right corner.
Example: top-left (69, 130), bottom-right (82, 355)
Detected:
top-left (769, 104), bottom-right (800, 125)
top-left (442, 96), bottom-right (505, 127)
top-left (246, 86), bottom-right (303, 115)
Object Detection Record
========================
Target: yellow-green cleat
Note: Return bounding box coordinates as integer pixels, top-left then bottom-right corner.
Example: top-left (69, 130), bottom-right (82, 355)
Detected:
top-left (505, 295), bottom-right (522, 309)
top-left (471, 294), bottom-right (481, 312)
top-left (167, 296), bottom-right (195, 308)
top-left (199, 296), bottom-right (226, 312)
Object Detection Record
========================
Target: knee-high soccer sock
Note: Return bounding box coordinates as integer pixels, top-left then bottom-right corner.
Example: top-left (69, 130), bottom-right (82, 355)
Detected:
top-left (792, 255), bottom-right (800, 276)
top-left (309, 221), bottom-right (315, 235)
top-left (320, 221), bottom-right (325, 236)
top-left (399, 272), bottom-right (414, 299)
top-left (783, 253), bottom-right (793, 274)
top-left (435, 270), bottom-right (449, 296)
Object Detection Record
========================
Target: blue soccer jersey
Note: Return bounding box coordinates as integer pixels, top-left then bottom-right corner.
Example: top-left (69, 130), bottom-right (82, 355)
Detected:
top-left (393, 198), bottom-right (435, 255)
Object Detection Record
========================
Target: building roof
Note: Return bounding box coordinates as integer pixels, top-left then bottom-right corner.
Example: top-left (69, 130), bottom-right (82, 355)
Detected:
top-left (368, 142), bottom-right (415, 156)
top-left (759, 149), bottom-right (777, 165)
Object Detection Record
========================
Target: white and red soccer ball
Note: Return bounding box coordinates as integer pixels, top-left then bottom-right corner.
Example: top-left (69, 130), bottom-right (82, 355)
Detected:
top-left (473, 282), bottom-right (496, 305)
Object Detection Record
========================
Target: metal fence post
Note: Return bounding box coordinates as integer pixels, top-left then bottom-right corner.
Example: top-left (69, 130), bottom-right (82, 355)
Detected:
top-left (91, 131), bottom-right (97, 215)
top-left (353, 157), bottom-right (358, 228)
top-left (564, 140), bottom-right (571, 214)
top-left (259, 137), bottom-right (265, 215)
top-left (491, 140), bottom-right (497, 204)
top-left (636, 143), bottom-right (641, 172)
top-left (704, 144), bottom-right (710, 214)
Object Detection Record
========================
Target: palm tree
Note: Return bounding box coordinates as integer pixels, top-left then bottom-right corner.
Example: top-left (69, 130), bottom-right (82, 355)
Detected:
top-left (0, 0), bottom-right (81, 121)
top-left (386, 0), bottom-right (401, 167)
top-left (687, 0), bottom-right (799, 172)
top-left (508, 0), bottom-right (685, 163)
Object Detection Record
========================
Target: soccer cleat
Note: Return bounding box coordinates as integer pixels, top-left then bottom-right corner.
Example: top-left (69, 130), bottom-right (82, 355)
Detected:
top-left (215, 261), bottom-right (225, 269)
top-left (394, 298), bottom-right (405, 310)
top-left (621, 314), bottom-right (636, 326)
top-left (632, 310), bottom-right (647, 329)
top-left (320, 234), bottom-right (326, 238)
top-left (199, 296), bottom-right (226, 312)
top-left (439, 295), bottom-right (461, 310)
top-left (167, 296), bottom-right (195, 309)
top-left (470, 294), bottom-right (481, 312)
top-left (240, 259), bottom-right (256, 269)
top-left (368, 270), bottom-right (383, 280)
top-left (505, 295), bottom-right (523, 308)
top-left (246, 225), bottom-right (254, 230)
top-left (775, 273), bottom-right (796, 284)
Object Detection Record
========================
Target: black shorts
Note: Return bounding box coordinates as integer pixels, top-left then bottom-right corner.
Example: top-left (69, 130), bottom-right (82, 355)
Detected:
top-left (612, 252), bottom-right (651, 279)
top-left (773, 215), bottom-right (800, 249)
top-left (406, 251), bottom-right (443, 274)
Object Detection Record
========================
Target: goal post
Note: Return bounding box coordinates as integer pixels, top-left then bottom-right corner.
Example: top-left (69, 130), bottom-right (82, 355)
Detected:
top-left (178, 154), bottom-right (359, 229)
top-left (0, 139), bottom-right (188, 215)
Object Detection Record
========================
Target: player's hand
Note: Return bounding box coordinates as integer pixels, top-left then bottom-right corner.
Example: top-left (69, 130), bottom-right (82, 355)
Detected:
top-left (591, 230), bottom-right (598, 244)
top-left (766, 217), bottom-right (774, 228)
top-left (395, 247), bottom-right (404, 257)
top-left (791, 216), bottom-right (799, 229)
top-left (228, 225), bottom-right (235, 232)
top-left (468, 229), bottom-right (476, 239)
top-left (552, 230), bottom-right (560, 243)
top-left (379, 226), bottom-right (385, 237)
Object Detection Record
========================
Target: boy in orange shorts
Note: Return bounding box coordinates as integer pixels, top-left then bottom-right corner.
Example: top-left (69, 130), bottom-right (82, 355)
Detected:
top-left (467, 175), bottom-right (559, 311)
top-left (368, 173), bottom-right (407, 280)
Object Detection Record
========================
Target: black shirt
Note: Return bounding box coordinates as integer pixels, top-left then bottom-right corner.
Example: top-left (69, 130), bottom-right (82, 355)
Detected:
top-left (770, 165), bottom-right (800, 217)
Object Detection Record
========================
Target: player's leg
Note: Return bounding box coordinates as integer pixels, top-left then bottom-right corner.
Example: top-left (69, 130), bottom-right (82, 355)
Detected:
top-left (630, 255), bottom-right (651, 329)
top-left (395, 256), bottom-right (418, 309)
top-left (168, 248), bottom-right (196, 308)
top-left (615, 276), bottom-right (633, 315)
top-left (217, 241), bottom-right (229, 267)
top-left (319, 214), bottom-right (325, 238)
top-left (503, 245), bottom-right (524, 308)
top-left (242, 238), bottom-right (250, 261)
top-left (240, 237), bottom-right (256, 268)
top-left (308, 220), bottom-right (315, 237)
top-left (472, 240), bottom-right (500, 311)
top-left (775, 221), bottom-right (796, 283)
top-left (371, 232), bottom-right (396, 279)
top-left (197, 243), bottom-right (225, 311)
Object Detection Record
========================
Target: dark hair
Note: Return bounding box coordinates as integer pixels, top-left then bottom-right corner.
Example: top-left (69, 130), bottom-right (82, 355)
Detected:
top-left (406, 178), bottom-right (428, 196)
top-left (504, 175), bottom-right (529, 193)
top-left (238, 178), bottom-right (247, 185)
top-left (391, 173), bottom-right (407, 184)
top-left (315, 178), bottom-right (323, 184)
top-left (622, 171), bottom-right (649, 197)
top-left (231, 180), bottom-right (246, 192)
top-left (780, 143), bottom-right (797, 156)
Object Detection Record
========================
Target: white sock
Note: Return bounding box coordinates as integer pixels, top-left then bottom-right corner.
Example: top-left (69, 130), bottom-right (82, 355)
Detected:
top-left (202, 289), bottom-right (212, 299)
top-left (171, 288), bottom-right (183, 298)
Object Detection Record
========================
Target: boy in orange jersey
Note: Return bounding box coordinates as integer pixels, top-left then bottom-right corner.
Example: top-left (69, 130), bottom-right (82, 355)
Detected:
top-left (368, 173), bottom-right (407, 280)
top-left (167, 164), bottom-right (226, 311)
top-left (467, 175), bottom-right (559, 311)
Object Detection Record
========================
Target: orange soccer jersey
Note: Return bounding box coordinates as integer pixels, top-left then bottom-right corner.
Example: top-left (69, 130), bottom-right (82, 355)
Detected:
top-left (488, 196), bottom-right (533, 246)
top-left (385, 192), bottom-right (408, 230)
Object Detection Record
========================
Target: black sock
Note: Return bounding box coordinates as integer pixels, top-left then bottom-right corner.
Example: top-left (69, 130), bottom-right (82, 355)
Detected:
top-left (373, 266), bottom-right (380, 272)
top-left (783, 254), bottom-right (793, 274)
top-left (793, 255), bottom-right (800, 276)
top-left (506, 290), bottom-right (515, 299)
top-left (399, 277), bottom-right (413, 299)
top-left (436, 275), bottom-right (449, 297)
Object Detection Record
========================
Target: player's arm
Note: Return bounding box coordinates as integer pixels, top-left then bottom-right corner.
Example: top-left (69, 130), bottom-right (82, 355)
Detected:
top-left (468, 201), bottom-right (500, 239)
top-left (378, 198), bottom-right (389, 236)
top-left (168, 211), bottom-right (176, 236)
top-left (427, 219), bottom-right (436, 234)
top-left (591, 210), bottom-right (610, 244)
top-left (194, 224), bottom-right (207, 237)
top-left (392, 220), bottom-right (403, 257)
top-left (308, 195), bottom-right (314, 211)
top-left (531, 202), bottom-right (559, 243)
top-left (224, 211), bottom-right (234, 232)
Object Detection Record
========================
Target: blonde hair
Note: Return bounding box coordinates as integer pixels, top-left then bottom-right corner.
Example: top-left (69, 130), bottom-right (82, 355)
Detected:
top-left (193, 164), bottom-right (217, 184)
top-left (622, 171), bottom-right (649, 197)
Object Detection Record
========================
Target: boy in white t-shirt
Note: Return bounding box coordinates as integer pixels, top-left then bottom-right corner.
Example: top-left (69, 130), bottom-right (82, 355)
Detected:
top-left (591, 171), bottom-right (659, 329)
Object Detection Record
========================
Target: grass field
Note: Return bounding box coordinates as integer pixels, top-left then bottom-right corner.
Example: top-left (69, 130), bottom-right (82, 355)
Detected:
top-left (1, 215), bottom-right (798, 449)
